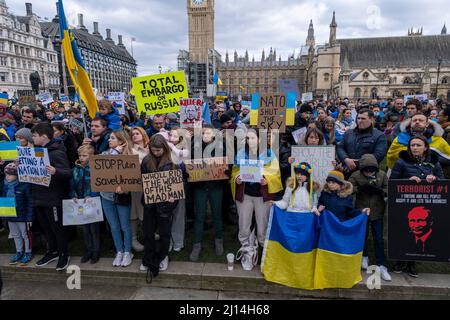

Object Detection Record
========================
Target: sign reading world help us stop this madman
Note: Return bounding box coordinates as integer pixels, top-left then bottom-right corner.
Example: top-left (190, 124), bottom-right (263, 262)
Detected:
top-left (17, 147), bottom-right (51, 187)
top-left (132, 71), bottom-right (189, 115)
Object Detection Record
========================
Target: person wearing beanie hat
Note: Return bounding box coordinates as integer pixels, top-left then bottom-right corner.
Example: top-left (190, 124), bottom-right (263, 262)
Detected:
top-left (348, 154), bottom-right (391, 281)
top-left (3, 159), bottom-right (34, 265)
top-left (273, 162), bottom-right (320, 213)
top-left (316, 169), bottom-right (370, 222)
top-left (15, 128), bottom-right (33, 147)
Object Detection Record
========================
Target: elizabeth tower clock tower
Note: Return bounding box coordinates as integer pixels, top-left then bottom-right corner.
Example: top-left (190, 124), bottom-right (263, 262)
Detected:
top-left (187, 0), bottom-right (215, 63)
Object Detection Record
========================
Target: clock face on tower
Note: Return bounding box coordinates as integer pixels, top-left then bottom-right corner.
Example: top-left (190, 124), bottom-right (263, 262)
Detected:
top-left (191, 0), bottom-right (206, 7)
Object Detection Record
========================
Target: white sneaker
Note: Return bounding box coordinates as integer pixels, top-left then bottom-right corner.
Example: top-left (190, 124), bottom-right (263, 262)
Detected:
top-left (113, 252), bottom-right (123, 267)
top-left (380, 265), bottom-right (392, 281)
top-left (121, 252), bottom-right (134, 267)
top-left (173, 246), bottom-right (184, 253)
top-left (140, 263), bottom-right (148, 272)
top-left (361, 256), bottom-right (369, 270)
top-left (159, 256), bottom-right (169, 271)
top-left (236, 246), bottom-right (256, 271)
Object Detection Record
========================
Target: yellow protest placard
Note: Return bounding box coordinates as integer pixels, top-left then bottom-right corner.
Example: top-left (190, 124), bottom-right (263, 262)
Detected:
top-left (132, 71), bottom-right (188, 115)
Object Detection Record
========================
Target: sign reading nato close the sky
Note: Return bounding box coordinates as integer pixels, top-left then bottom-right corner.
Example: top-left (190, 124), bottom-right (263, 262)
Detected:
top-left (132, 71), bottom-right (188, 115)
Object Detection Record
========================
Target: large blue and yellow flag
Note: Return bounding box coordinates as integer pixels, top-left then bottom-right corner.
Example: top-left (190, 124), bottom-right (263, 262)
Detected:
top-left (262, 206), bottom-right (367, 290)
top-left (58, 0), bottom-right (98, 119)
top-left (315, 210), bottom-right (368, 289)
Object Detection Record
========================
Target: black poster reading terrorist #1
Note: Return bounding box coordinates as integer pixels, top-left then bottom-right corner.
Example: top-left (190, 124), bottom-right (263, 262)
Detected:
top-left (388, 180), bottom-right (450, 262)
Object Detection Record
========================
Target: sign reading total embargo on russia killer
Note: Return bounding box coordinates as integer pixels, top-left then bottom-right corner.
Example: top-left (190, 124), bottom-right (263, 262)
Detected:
top-left (132, 71), bottom-right (188, 115)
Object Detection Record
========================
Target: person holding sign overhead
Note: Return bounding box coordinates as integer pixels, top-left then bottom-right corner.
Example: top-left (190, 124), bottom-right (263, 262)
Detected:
top-left (99, 131), bottom-right (134, 268)
top-left (140, 134), bottom-right (180, 280)
top-left (231, 130), bottom-right (283, 271)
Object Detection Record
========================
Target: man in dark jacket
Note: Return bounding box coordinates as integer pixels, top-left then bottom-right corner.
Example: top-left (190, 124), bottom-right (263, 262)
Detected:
top-left (337, 108), bottom-right (387, 177)
top-left (31, 123), bottom-right (72, 271)
top-left (83, 117), bottom-right (112, 155)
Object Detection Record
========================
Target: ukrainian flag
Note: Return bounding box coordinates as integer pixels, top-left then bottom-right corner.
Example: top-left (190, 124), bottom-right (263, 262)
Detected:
top-left (314, 210), bottom-right (367, 289)
top-left (0, 198), bottom-right (17, 218)
top-left (58, 0), bottom-right (98, 119)
top-left (262, 207), bottom-right (367, 290)
top-left (0, 141), bottom-right (19, 160)
top-left (262, 206), bottom-right (319, 290)
top-left (0, 93), bottom-right (8, 106)
top-left (213, 73), bottom-right (223, 86)
top-left (250, 93), bottom-right (259, 126)
top-left (286, 92), bottom-right (296, 126)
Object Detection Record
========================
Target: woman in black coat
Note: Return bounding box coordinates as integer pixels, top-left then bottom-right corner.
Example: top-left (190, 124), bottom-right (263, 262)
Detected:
top-left (391, 135), bottom-right (444, 182)
top-left (390, 135), bottom-right (444, 278)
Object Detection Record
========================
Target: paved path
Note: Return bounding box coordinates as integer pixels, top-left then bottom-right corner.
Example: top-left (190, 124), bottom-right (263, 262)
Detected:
top-left (1, 279), bottom-right (309, 300)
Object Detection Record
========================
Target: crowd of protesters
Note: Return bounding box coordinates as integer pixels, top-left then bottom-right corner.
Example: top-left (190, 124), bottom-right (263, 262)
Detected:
top-left (0, 94), bottom-right (449, 284)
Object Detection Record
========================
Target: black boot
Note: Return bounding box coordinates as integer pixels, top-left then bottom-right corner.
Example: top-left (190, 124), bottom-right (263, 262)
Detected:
top-left (80, 252), bottom-right (92, 264)
top-left (90, 252), bottom-right (100, 264)
top-left (406, 261), bottom-right (418, 278)
top-left (393, 261), bottom-right (406, 274)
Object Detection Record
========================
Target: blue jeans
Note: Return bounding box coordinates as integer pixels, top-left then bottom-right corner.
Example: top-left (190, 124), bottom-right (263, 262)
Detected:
top-left (363, 218), bottom-right (385, 266)
top-left (101, 198), bottom-right (132, 253)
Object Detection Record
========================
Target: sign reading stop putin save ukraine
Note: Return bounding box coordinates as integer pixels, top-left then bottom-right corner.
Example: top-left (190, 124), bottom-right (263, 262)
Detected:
top-left (132, 71), bottom-right (189, 115)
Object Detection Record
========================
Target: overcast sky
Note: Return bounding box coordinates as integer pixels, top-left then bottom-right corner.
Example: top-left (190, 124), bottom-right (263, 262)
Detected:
top-left (5, 0), bottom-right (450, 76)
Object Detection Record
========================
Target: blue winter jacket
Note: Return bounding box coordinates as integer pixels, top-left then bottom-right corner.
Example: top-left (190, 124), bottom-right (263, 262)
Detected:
top-left (318, 188), bottom-right (361, 222)
top-left (2, 178), bottom-right (33, 223)
top-left (70, 161), bottom-right (100, 199)
top-left (96, 107), bottom-right (121, 131)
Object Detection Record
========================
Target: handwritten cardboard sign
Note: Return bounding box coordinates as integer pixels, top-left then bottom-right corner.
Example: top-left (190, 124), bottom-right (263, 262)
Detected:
top-left (291, 146), bottom-right (335, 188)
top-left (17, 147), bottom-right (51, 187)
top-left (142, 170), bottom-right (185, 204)
top-left (89, 155), bottom-right (142, 192)
top-left (240, 160), bottom-right (264, 183)
top-left (184, 157), bottom-right (228, 182)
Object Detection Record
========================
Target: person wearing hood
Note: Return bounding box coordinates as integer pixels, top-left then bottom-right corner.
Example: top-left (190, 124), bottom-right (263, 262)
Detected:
top-left (96, 100), bottom-right (121, 131)
top-left (390, 135), bottom-right (443, 278)
top-left (316, 170), bottom-right (370, 222)
top-left (31, 123), bottom-right (72, 271)
top-left (387, 113), bottom-right (450, 169)
top-left (349, 154), bottom-right (391, 282)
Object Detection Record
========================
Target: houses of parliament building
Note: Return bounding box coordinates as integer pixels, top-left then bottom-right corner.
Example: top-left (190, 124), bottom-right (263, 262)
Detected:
top-left (181, 0), bottom-right (450, 101)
